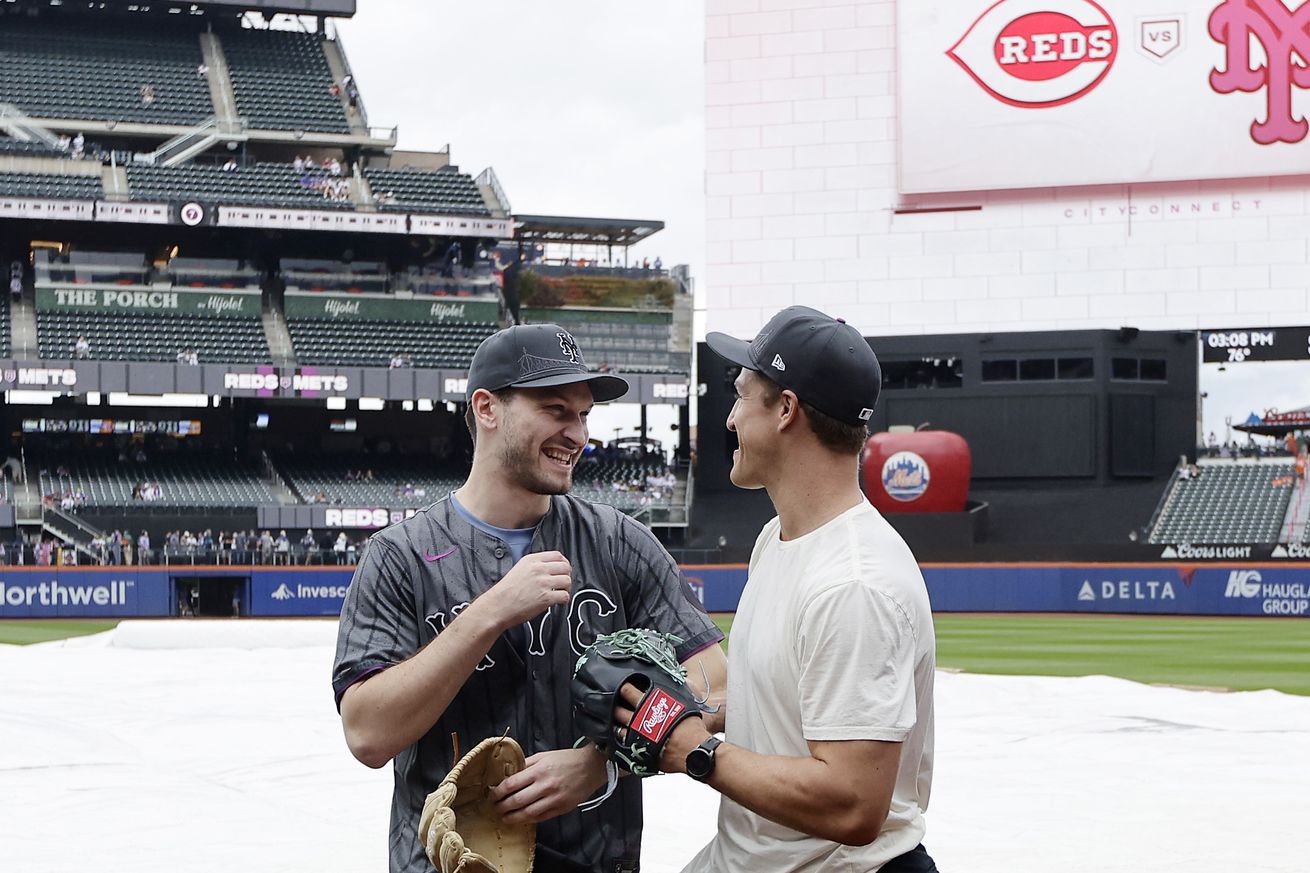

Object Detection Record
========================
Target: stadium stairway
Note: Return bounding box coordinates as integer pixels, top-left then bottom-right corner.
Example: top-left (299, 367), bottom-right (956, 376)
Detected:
top-left (319, 38), bottom-right (368, 135)
top-left (199, 33), bottom-right (240, 128)
top-left (9, 288), bottom-right (38, 358)
top-left (261, 299), bottom-right (296, 365)
top-left (1279, 475), bottom-right (1310, 544)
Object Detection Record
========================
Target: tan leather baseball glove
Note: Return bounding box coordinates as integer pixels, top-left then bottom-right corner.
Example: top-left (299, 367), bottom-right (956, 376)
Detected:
top-left (419, 735), bottom-right (536, 873)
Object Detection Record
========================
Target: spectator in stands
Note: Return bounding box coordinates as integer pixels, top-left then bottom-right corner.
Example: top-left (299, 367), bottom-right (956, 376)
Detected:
top-left (138, 530), bottom-right (150, 565)
top-left (329, 82), bottom-right (342, 98)
top-left (109, 530), bottom-right (123, 566)
top-left (275, 530), bottom-right (291, 565)
top-left (10, 261), bottom-right (22, 299)
top-left (654, 256), bottom-right (663, 271)
top-left (301, 528), bottom-right (317, 565)
top-left (1207, 431), bottom-right (1219, 457)
top-left (304, 155), bottom-right (318, 171)
top-left (73, 335), bottom-right (90, 359)
top-left (259, 530), bottom-right (274, 565)
top-left (0, 541), bottom-right (6, 565)
top-left (294, 154), bottom-right (306, 173)
top-left (345, 78), bottom-right (359, 109)
top-left (328, 157), bottom-right (342, 176)
top-left (222, 158), bottom-right (238, 172)
top-left (197, 62), bottom-right (209, 78)
top-left (333, 532), bottom-right (348, 564)
top-left (71, 132), bottom-right (85, 160)
top-left (389, 353), bottom-right (406, 369)
top-left (642, 257), bottom-right (651, 270)
top-left (140, 84), bottom-right (155, 107)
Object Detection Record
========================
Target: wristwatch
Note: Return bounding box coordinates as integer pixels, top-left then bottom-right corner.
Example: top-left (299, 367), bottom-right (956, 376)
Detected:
top-left (685, 736), bottom-right (722, 783)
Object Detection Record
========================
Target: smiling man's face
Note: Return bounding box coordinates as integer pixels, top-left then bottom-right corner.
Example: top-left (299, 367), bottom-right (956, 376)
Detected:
top-left (495, 382), bottom-right (593, 495)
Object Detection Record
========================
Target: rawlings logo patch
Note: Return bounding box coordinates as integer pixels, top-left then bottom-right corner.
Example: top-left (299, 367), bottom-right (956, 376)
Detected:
top-left (632, 689), bottom-right (685, 743)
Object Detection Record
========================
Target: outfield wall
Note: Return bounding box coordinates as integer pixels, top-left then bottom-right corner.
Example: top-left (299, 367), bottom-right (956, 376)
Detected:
top-left (1, 564), bottom-right (1307, 619)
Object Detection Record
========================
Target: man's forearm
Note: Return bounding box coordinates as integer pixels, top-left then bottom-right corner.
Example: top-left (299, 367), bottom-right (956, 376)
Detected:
top-left (340, 602), bottom-right (503, 767)
top-left (705, 743), bottom-right (887, 846)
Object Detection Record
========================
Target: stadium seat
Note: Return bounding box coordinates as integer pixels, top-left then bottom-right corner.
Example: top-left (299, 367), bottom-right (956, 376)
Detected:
top-left (364, 167), bottom-right (490, 216)
top-left (0, 18), bottom-right (211, 126)
top-left (1148, 463), bottom-right (1296, 544)
top-left (0, 170), bottom-right (103, 201)
top-left (219, 27), bottom-right (351, 134)
top-left (286, 317), bottom-right (495, 369)
top-left (38, 453), bottom-right (275, 509)
top-left (37, 310), bottom-right (270, 364)
top-left (126, 162), bottom-right (353, 210)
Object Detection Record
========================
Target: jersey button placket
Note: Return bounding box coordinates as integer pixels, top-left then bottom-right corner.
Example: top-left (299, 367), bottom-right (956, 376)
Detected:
top-left (493, 546), bottom-right (506, 559)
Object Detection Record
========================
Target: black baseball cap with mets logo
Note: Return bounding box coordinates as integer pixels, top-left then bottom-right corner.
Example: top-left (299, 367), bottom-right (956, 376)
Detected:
top-left (466, 323), bottom-right (629, 402)
top-left (706, 305), bottom-right (881, 426)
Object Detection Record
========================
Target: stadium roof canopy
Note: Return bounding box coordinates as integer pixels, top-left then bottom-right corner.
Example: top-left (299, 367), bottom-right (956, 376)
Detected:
top-left (1234, 405), bottom-right (1310, 437)
top-left (512, 215), bottom-right (664, 247)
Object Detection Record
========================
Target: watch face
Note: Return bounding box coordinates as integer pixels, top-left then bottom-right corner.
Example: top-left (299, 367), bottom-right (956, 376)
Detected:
top-left (686, 748), bottom-right (712, 779)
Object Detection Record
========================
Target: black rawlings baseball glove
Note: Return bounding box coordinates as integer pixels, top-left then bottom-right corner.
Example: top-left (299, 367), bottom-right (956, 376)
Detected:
top-left (571, 628), bottom-right (706, 777)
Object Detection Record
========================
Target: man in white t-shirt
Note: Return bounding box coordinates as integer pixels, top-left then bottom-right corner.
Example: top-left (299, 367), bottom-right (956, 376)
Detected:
top-left (617, 305), bottom-right (938, 872)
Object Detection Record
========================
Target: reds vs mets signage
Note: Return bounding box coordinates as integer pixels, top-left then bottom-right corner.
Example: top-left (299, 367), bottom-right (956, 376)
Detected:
top-left (899, 0), bottom-right (1310, 193)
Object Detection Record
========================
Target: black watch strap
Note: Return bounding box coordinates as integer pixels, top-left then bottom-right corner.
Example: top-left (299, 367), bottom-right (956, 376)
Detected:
top-left (686, 735), bottom-right (722, 782)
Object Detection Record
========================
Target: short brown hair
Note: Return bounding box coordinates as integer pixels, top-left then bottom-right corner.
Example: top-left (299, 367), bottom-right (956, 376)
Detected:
top-left (756, 374), bottom-right (869, 455)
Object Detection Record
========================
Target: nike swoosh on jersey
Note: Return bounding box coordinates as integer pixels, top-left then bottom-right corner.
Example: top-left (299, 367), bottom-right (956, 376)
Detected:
top-left (424, 547), bottom-right (457, 562)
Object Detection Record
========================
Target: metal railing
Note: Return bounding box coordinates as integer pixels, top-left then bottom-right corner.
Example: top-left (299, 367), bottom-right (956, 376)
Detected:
top-left (475, 166), bottom-right (511, 215)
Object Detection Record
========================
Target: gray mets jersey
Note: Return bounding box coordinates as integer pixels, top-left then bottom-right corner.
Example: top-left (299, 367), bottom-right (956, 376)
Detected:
top-left (332, 494), bottom-right (723, 873)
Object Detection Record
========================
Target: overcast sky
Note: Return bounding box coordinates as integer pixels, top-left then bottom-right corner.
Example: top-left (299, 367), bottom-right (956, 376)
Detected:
top-left (332, 4), bottom-right (704, 440)
top-left (334, 2), bottom-right (705, 278)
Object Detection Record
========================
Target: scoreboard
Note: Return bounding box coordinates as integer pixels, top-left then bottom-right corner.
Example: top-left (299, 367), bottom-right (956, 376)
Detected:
top-left (1200, 327), bottom-right (1310, 364)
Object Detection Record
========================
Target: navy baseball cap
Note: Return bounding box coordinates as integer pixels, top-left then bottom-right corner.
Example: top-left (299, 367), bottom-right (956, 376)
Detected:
top-left (466, 323), bottom-right (629, 403)
top-left (706, 305), bottom-right (881, 426)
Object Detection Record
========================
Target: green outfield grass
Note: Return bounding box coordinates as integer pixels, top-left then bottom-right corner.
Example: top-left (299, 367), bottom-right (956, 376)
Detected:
top-left (0, 619), bottom-right (121, 645)
top-left (7, 615), bottom-right (1308, 696)
top-left (713, 613), bottom-right (1310, 696)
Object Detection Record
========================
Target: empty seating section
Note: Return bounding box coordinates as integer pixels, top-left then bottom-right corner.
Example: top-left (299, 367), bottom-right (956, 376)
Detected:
top-left (0, 137), bottom-right (65, 157)
top-left (165, 257), bottom-right (260, 290)
top-left (536, 319), bottom-right (678, 373)
top-left (127, 163), bottom-right (351, 209)
top-left (279, 457), bottom-right (463, 509)
top-left (287, 318), bottom-right (494, 368)
top-left (0, 19), bottom-right (210, 125)
top-left (1149, 463), bottom-right (1296, 544)
top-left (283, 259), bottom-right (387, 294)
top-left (40, 456), bottom-right (275, 508)
top-left (38, 311), bottom-right (270, 363)
top-left (221, 28), bottom-right (350, 134)
top-left (572, 455), bottom-right (677, 513)
top-left (0, 170), bottom-right (102, 200)
top-left (365, 167), bottom-right (489, 215)
top-left (39, 250), bottom-right (147, 285)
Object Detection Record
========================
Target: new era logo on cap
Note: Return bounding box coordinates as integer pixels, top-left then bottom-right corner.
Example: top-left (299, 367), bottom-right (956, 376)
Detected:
top-left (704, 305), bottom-right (882, 427)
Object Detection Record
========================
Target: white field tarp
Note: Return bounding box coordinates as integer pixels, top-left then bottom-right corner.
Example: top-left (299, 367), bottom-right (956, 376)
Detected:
top-left (2, 620), bottom-right (1307, 872)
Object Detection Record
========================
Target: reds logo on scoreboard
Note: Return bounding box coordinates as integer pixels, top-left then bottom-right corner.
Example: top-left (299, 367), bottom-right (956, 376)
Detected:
top-left (948, 0), bottom-right (1118, 108)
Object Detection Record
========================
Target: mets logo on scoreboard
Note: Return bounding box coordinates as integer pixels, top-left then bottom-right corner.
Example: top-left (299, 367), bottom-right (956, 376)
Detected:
top-left (948, 0), bottom-right (1119, 108)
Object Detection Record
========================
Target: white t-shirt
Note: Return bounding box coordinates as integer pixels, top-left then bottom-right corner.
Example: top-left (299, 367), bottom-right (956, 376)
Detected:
top-left (684, 501), bottom-right (936, 873)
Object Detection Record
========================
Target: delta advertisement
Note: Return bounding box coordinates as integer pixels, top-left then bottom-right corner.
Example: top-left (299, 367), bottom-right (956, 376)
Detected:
top-left (2, 565), bottom-right (1307, 618)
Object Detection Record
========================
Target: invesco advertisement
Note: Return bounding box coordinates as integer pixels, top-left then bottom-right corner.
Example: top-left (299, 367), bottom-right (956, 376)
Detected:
top-left (2, 565), bottom-right (1306, 618)
top-left (898, 0), bottom-right (1310, 192)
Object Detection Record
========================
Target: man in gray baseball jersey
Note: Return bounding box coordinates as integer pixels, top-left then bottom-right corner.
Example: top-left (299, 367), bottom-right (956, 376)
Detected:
top-left (333, 323), bottom-right (727, 873)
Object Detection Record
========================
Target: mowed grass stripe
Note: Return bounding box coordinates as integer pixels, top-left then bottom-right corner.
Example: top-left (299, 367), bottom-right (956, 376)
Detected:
top-left (0, 619), bottom-right (122, 645)
top-left (6, 615), bottom-right (1307, 696)
top-left (712, 613), bottom-right (1310, 696)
